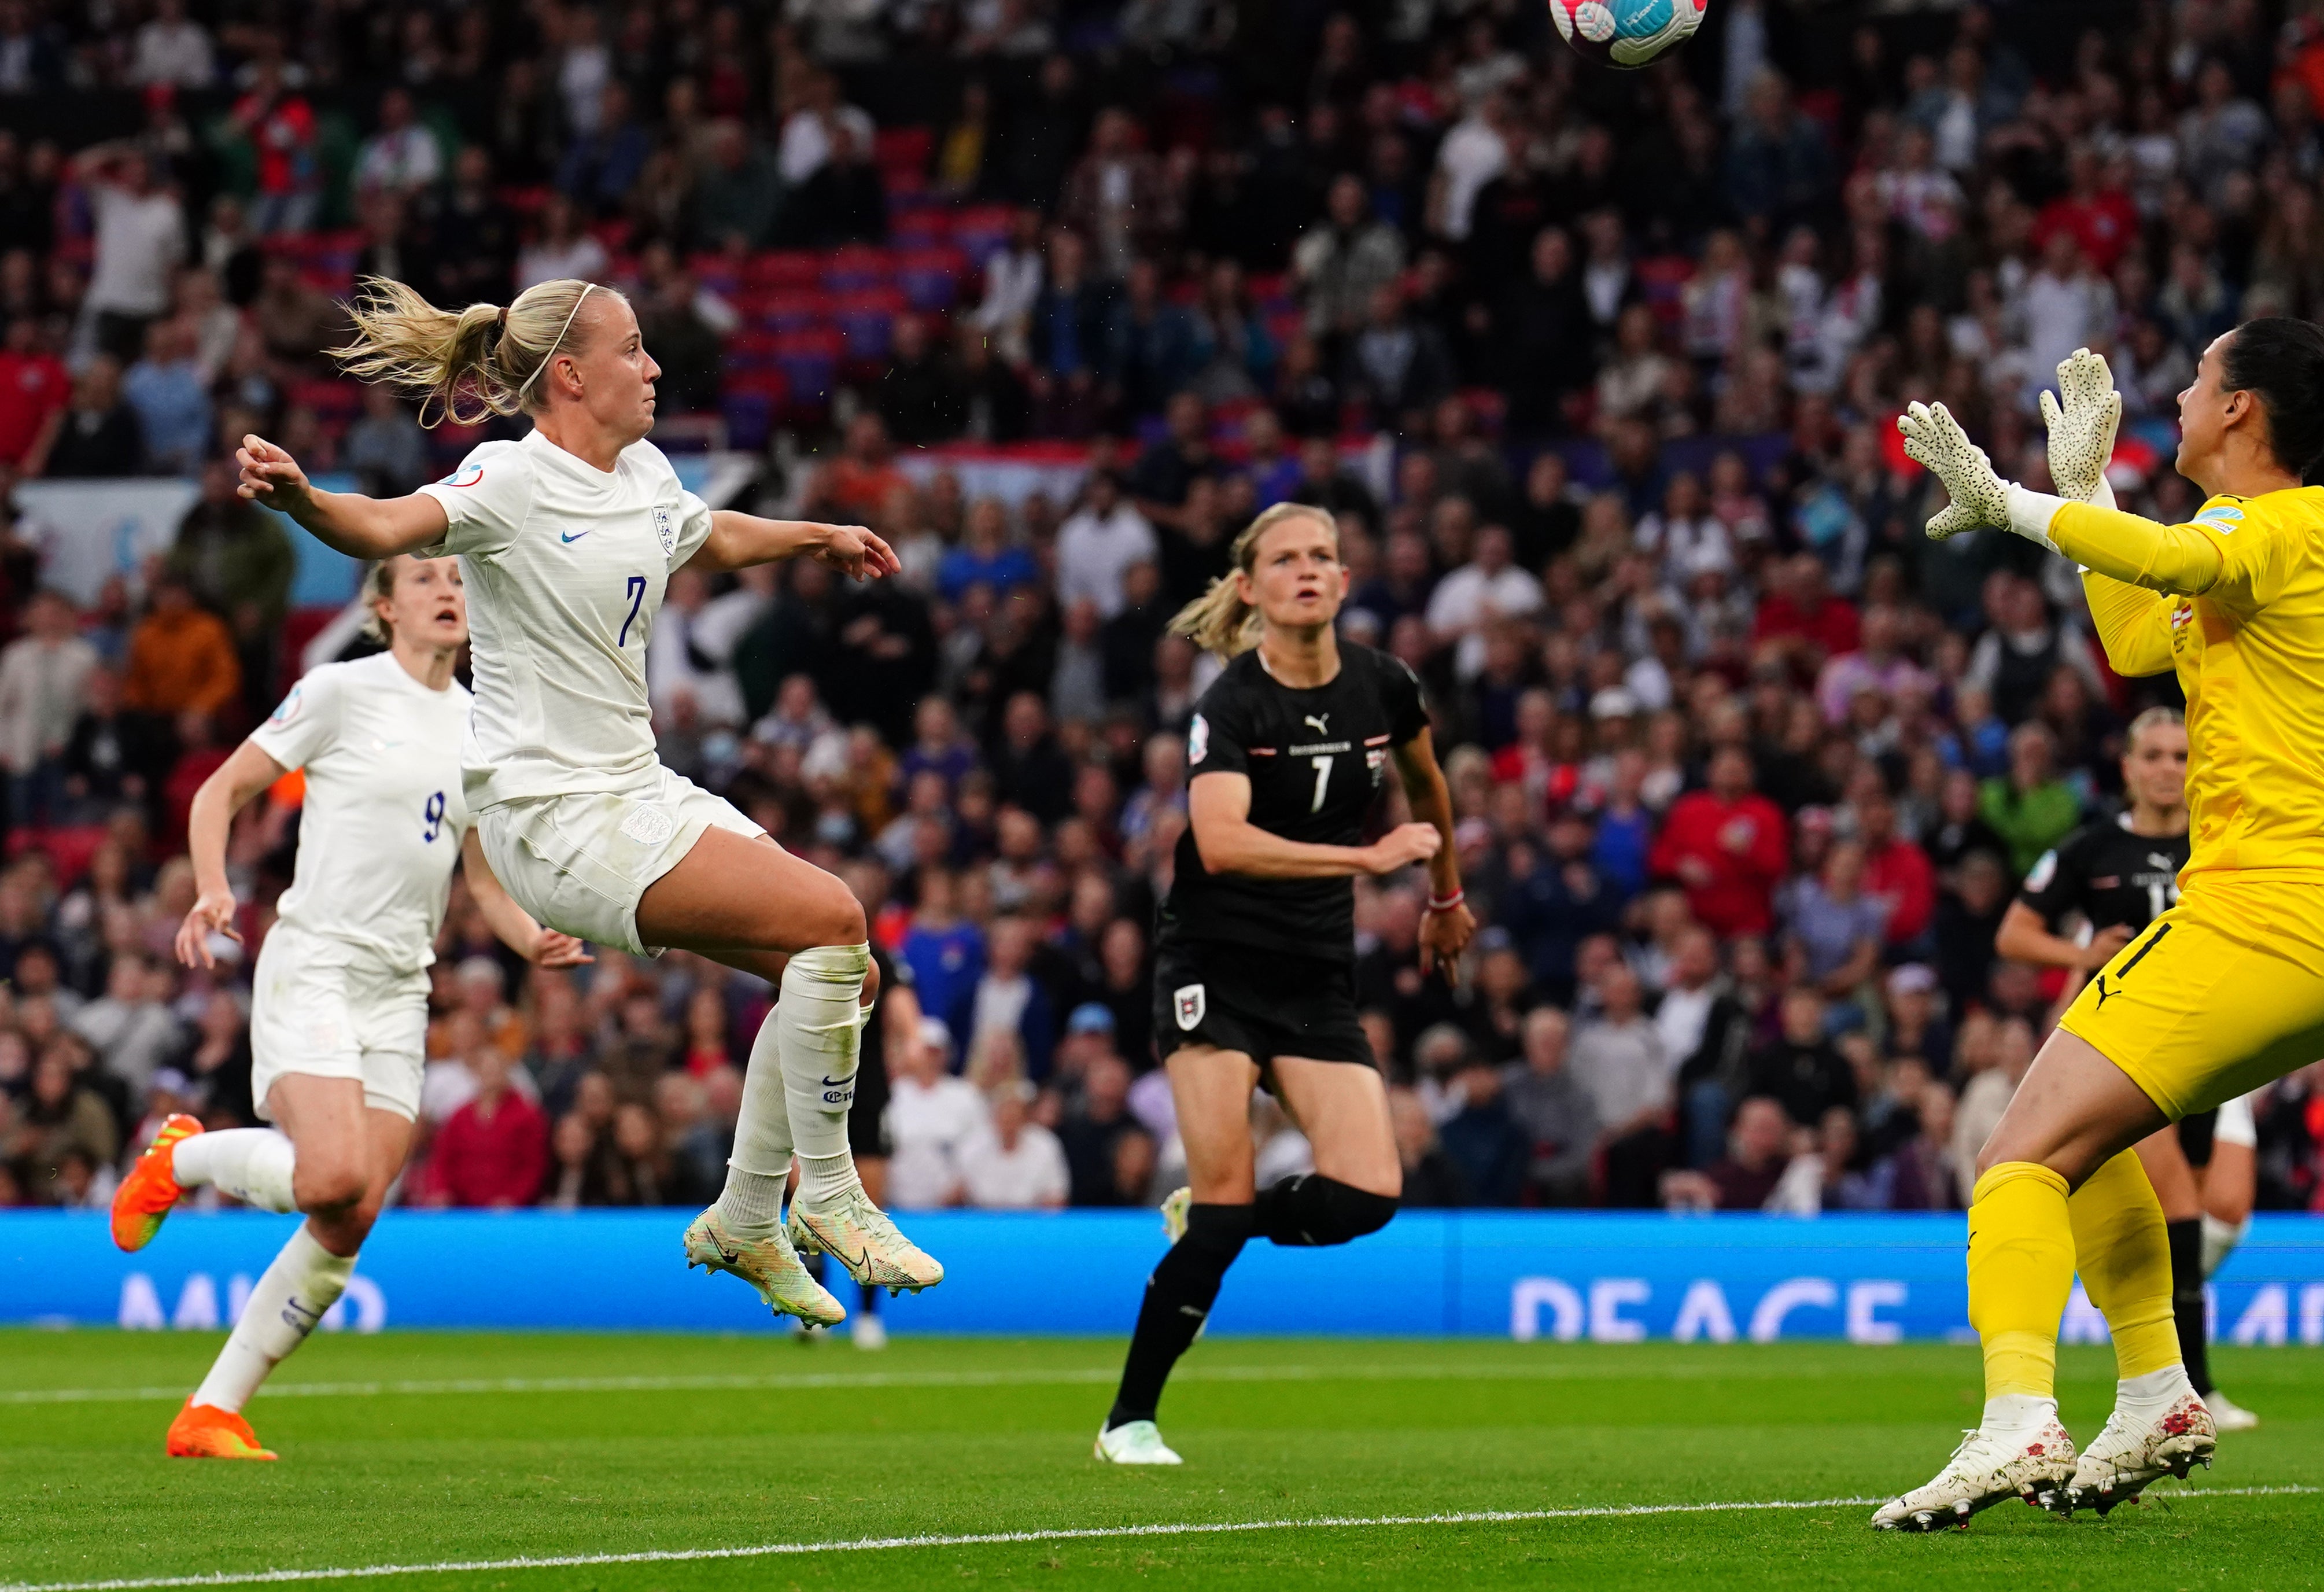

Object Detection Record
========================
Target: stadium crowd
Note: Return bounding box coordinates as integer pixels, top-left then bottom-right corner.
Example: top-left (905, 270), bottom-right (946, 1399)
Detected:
top-left (5, 0), bottom-right (2324, 1219)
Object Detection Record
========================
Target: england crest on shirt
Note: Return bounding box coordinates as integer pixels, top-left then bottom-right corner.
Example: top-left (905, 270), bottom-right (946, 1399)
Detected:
top-left (652, 503), bottom-right (678, 558)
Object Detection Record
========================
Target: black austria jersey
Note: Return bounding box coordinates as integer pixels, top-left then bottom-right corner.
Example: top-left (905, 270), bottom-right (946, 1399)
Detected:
top-left (2016, 814), bottom-right (2191, 936)
top-left (1160, 642), bottom-right (1430, 960)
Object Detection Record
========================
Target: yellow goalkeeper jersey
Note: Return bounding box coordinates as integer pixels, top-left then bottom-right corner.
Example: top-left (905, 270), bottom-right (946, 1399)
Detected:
top-left (2067, 485), bottom-right (2324, 881)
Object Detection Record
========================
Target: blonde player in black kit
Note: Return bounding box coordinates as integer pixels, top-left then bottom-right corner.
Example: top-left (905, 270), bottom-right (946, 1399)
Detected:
top-left (1095, 502), bottom-right (1474, 1465)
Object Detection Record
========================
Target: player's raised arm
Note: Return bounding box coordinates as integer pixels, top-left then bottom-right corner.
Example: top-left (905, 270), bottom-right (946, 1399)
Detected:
top-left (1187, 768), bottom-right (1438, 879)
top-left (174, 739), bottom-right (290, 968)
top-left (237, 433), bottom-right (450, 561)
top-left (691, 511), bottom-right (901, 578)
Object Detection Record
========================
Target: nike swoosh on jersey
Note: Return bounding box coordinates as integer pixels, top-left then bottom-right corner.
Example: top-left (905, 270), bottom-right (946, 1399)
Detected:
top-left (561, 529), bottom-right (592, 543)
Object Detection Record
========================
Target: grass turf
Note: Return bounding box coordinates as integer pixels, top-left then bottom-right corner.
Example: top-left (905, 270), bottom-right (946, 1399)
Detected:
top-left (1, 1330), bottom-right (2319, 1590)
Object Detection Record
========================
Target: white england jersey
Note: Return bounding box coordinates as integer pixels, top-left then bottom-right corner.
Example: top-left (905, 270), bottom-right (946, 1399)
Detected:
top-left (249, 651), bottom-right (475, 972)
top-left (416, 430), bottom-right (715, 810)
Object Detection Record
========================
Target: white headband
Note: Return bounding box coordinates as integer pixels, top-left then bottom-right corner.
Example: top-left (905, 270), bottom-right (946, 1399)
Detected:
top-left (514, 282), bottom-right (596, 400)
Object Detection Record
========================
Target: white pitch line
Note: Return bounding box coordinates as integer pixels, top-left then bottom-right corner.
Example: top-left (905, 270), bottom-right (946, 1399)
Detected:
top-left (3, 1487), bottom-right (2315, 1592)
top-left (0, 1359), bottom-right (1746, 1407)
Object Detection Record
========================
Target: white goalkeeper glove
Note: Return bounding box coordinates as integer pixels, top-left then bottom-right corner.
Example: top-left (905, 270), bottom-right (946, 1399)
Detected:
top-left (1897, 400), bottom-right (2063, 552)
top-left (2039, 346), bottom-right (2121, 510)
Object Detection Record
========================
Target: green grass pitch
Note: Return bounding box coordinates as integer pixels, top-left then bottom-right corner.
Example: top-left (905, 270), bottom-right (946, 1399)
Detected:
top-left (2, 1330), bottom-right (2319, 1590)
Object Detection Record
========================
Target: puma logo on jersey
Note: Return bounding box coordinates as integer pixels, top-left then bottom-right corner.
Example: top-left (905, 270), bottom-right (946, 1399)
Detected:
top-left (2093, 975), bottom-right (2118, 1011)
top-left (1304, 713), bottom-right (1331, 736)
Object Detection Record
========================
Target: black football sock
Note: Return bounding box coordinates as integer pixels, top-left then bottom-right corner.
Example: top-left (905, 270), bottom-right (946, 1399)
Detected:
top-left (2167, 1217), bottom-right (2212, 1395)
top-left (859, 1278), bottom-right (881, 1315)
top-left (1105, 1203), bottom-right (1253, 1430)
top-left (1251, 1173), bottom-right (1399, 1246)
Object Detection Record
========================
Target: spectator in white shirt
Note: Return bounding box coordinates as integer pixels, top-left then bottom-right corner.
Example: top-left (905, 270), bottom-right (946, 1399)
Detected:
top-left (555, 3), bottom-right (611, 137)
top-left (961, 1081), bottom-right (1071, 1208)
top-left (1430, 88), bottom-right (1513, 242)
top-left (2018, 231), bottom-right (2113, 403)
top-left (515, 192), bottom-right (610, 290)
top-left (1055, 471), bottom-right (1158, 620)
top-left (886, 1015), bottom-right (992, 1208)
top-left (354, 87), bottom-right (444, 200)
top-left (75, 143), bottom-right (185, 364)
top-left (779, 69), bottom-right (877, 186)
top-left (1651, 927), bottom-right (1722, 1073)
top-left (972, 207), bottom-right (1046, 364)
top-left (1425, 524), bottom-right (1543, 678)
top-left (0, 590), bottom-right (97, 826)
top-left (130, 0), bottom-right (213, 87)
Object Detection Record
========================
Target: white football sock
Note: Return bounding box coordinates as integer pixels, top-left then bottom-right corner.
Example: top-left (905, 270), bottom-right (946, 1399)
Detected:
top-left (2200, 1213), bottom-right (2248, 1281)
top-left (192, 1224), bottom-right (354, 1413)
top-left (173, 1129), bottom-right (297, 1213)
top-left (780, 943), bottom-right (870, 1175)
top-left (714, 1004), bottom-right (795, 1230)
top-left (1979, 1393), bottom-right (2058, 1442)
top-left (2116, 1363), bottom-right (2197, 1421)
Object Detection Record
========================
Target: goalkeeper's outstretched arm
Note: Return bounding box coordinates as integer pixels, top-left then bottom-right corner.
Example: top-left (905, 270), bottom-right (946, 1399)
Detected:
top-left (2006, 489), bottom-right (2227, 597)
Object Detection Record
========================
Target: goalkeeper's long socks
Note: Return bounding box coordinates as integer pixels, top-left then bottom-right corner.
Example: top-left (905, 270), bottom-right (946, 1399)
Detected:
top-left (2066, 1150), bottom-right (2182, 1382)
top-left (2167, 1218), bottom-right (2214, 1395)
top-left (715, 1005), bottom-right (794, 1231)
top-left (1106, 1203), bottom-right (1252, 1430)
top-left (172, 1129), bottom-right (297, 1213)
top-left (1967, 1162), bottom-right (2075, 1403)
top-left (191, 1224), bottom-right (354, 1413)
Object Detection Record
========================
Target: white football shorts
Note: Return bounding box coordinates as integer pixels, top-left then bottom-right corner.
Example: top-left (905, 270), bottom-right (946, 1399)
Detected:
top-left (476, 763), bottom-right (763, 957)
top-left (2214, 1089), bottom-right (2259, 1150)
top-left (248, 924), bottom-right (432, 1122)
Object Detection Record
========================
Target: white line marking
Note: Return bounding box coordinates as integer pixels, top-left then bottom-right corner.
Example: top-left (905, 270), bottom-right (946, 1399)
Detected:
top-left (0, 1358), bottom-right (1851, 1407)
top-left (2, 1487), bottom-right (2314, 1592)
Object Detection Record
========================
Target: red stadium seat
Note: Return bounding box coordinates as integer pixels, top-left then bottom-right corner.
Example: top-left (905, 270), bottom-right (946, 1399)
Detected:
top-left (743, 251), bottom-right (824, 292)
top-left (822, 245), bottom-right (895, 293)
top-left (951, 205), bottom-right (1016, 266)
top-left (745, 290), bottom-right (836, 332)
top-left (896, 246), bottom-right (968, 311)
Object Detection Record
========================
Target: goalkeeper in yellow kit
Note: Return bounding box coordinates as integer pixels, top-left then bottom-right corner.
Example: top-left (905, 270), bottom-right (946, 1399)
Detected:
top-left (1877, 320), bottom-right (2324, 1531)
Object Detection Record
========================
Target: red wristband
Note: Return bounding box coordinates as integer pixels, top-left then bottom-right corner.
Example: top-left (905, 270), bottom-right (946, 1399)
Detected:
top-left (1426, 890), bottom-right (1465, 914)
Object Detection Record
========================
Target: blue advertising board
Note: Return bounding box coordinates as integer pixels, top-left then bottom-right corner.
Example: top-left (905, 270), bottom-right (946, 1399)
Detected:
top-left (5, 1210), bottom-right (2322, 1343)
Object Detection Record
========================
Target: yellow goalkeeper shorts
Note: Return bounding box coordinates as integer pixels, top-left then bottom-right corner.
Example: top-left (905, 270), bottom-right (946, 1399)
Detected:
top-left (2058, 874), bottom-right (2324, 1120)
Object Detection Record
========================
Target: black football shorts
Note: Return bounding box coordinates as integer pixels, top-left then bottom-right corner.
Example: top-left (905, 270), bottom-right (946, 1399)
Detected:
top-left (1150, 937), bottom-right (1375, 1073)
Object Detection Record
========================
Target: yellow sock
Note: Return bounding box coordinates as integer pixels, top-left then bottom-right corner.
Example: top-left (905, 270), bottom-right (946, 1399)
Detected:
top-left (2067, 1149), bottom-right (2181, 1380)
top-left (1968, 1162), bottom-right (2075, 1401)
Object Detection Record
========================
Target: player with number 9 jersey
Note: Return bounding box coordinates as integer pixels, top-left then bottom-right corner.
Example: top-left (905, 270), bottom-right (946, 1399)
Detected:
top-left (113, 554), bottom-right (589, 1462)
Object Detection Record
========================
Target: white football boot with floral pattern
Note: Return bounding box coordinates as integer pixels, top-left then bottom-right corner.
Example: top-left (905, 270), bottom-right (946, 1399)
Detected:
top-left (1871, 1418), bottom-right (2078, 1531)
top-left (2053, 1392), bottom-right (2215, 1517)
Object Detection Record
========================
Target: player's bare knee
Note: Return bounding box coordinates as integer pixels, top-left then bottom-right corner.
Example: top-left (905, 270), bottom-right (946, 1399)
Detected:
top-left (295, 1159), bottom-right (367, 1214)
top-left (794, 880), bottom-right (867, 951)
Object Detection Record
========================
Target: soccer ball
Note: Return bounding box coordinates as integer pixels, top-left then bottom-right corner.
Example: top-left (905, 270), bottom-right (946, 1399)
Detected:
top-left (1548, 0), bottom-right (1706, 69)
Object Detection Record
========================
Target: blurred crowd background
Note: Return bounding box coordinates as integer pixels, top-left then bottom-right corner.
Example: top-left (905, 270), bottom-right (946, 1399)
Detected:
top-left (5, 0), bottom-right (2324, 1218)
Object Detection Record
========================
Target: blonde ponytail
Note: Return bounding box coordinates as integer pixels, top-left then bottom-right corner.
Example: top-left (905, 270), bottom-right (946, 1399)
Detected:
top-left (1168, 501), bottom-right (1338, 658)
top-left (329, 275), bottom-right (622, 428)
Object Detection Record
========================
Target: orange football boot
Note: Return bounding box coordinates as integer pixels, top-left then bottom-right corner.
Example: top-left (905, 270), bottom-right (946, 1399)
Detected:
top-left (111, 1114), bottom-right (203, 1251)
top-left (167, 1399), bottom-right (277, 1460)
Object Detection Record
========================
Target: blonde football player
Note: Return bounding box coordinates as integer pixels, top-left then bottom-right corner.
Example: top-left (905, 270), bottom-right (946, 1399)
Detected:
top-left (113, 554), bottom-right (588, 1458)
top-left (228, 277), bottom-right (938, 1329)
top-left (1879, 326), bottom-right (2324, 1527)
